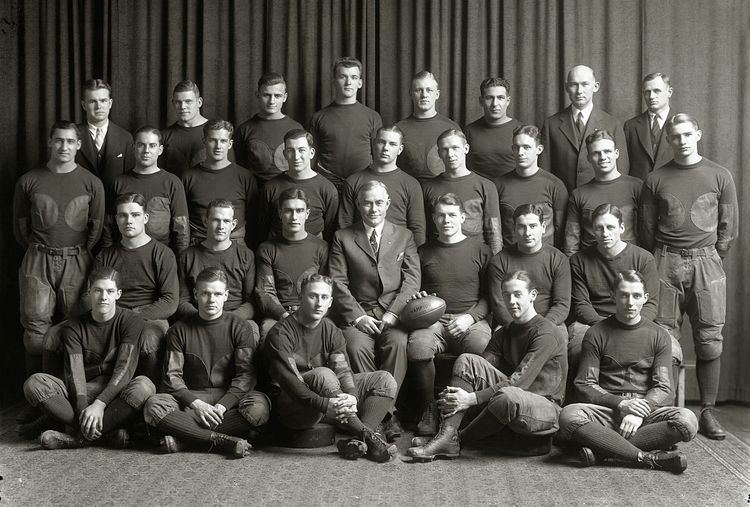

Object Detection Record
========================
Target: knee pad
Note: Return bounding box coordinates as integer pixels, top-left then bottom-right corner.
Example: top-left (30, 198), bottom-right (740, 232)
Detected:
top-left (305, 367), bottom-right (341, 396)
top-left (121, 376), bottom-right (157, 408)
top-left (670, 408), bottom-right (699, 441)
top-left (695, 340), bottom-right (723, 361)
top-left (143, 393), bottom-right (179, 426)
top-left (238, 391), bottom-right (271, 426)
top-left (450, 353), bottom-right (480, 376)
top-left (23, 373), bottom-right (65, 406)
top-left (369, 370), bottom-right (397, 399)
top-left (556, 404), bottom-right (591, 440)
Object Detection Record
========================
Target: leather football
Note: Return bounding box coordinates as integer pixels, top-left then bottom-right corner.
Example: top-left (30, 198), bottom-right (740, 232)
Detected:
top-left (399, 295), bottom-right (447, 330)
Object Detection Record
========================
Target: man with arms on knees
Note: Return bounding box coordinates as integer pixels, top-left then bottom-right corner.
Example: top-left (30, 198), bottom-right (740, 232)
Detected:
top-left (234, 72), bottom-right (304, 184)
top-left (339, 125), bottom-right (426, 246)
top-left (407, 193), bottom-right (493, 437)
top-left (494, 125), bottom-right (568, 250)
top-left (558, 270), bottom-right (698, 473)
top-left (23, 267), bottom-right (155, 448)
top-left (143, 268), bottom-right (270, 458)
top-left (396, 71), bottom-right (460, 183)
top-left (465, 77), bottom-right (522, 180)
top-left (310, 56), bottom-right (382, 192)
top-left (255, 188), bottom-right (329, 338)
top-left (541, 65), bottom-right (629, 193)
top-left (564, 130), bottom-right (642, 256)
top-left (328, 181), bottom-right (421, 440)
top-left (640, 113), bottom-right (738, 440)
top-left (407, 271), bottom-right (566, 461)
top-left (265, 274), bottom-right (398, 462)
top-left (624, 72), bottom-right (674, 180)
top-left (76, 79), bottom-right (134, 192)
top-left (422, 129), bottom-right (502, 254)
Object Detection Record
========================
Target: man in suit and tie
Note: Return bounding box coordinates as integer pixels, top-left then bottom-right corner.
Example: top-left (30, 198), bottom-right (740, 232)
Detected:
top-left (328, 180), bottom-right (421, 440)
top-left (624, 73), bottom-right (674, 180)
top-left (76, 79), bottom-right (134, 192)
top-left (541, 65), bottom-right (629, 192)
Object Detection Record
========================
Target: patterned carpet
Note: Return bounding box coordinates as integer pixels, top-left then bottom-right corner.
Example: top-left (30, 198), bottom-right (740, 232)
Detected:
top-left (0, 420), bottom-right (748, 506)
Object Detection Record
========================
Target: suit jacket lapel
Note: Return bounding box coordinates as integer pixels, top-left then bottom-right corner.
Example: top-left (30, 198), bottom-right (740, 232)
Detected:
top-left (354, 223), bottom-right (377, 261)
top-left (634, 111), bottom-right (655, 162)
top-left (654, 125), bottom-right (672, 168)
top-left (380, 221), bottom-right (396, 259)
top-left (79, 127), bottom-right (98, 169)
top-left (559, 107), bottom-right (578, 149)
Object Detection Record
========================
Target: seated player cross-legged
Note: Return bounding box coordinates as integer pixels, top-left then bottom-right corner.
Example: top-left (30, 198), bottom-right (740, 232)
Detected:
top-left (23, 267), bottom-right (155, 449)
top-left (557, 270), bottom-right (698, 473)
top-left (264, 274), bottom-right (398, 462)
top-left (143, 268), bottom-right (270, 458)
top-left (407, 270), bottom-right (567, 462)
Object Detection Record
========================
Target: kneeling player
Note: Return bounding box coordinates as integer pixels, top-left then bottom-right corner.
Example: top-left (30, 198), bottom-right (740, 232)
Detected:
top-left (23, 267), bottom-right (155, 449)
top-left (265, 274), bottom-right (398, 463)
top-left (557, 270), bottom-right (698, 473)
top-left (143, 268), bottom-right (270, 458)
top-left (407, 271), bottom-right (567, 461)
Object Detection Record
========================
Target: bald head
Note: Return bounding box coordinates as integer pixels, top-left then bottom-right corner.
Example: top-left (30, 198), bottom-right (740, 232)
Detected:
top-left (565, 65), bottom-right (599, 109)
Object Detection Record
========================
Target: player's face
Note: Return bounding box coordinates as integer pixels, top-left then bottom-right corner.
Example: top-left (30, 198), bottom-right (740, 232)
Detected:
top-left (279, 198), bottom-right (310, 233)
top-left (642, 77), bottom-right (672, 113)
top-left (283, 137), bottom-right (315, 174)
top-left (172, 90), bottom-right (202, 123)
top-left (411, 77), bottom-right (440, 113)
top-left (195, 280), bottom-right (229, 319)
top-left (615, 280), bottom-right (648, 322)
top-left (481, 86), bottom-right (510, 121)
top-left (437, 134), bottom-right (469, 171)
top-left (115, 202), bottom-right (149, 238)
top-left (587, 138), bottom-right (619, 175)
top-left (88, 278), bottom-right (121, 318)
top-left (358, 186), bottom-right (391, 227)
top-left (514, 213), bottom-right (545, 250)
top-left (565, 67), bottom-right (599, 109)
top-left (203, 128), bottom-right (233, 163)
top-left (333, 65), bottom-right (363, 100)
top-left (257, 83), bottom-right (288, 116)
top-left (134, 132), bottom-right (163, 168)
top-left (300, 281), bottom-right (333, 322)
top-left (48, 128), bottom-right (81, 164)
top-left (592, 212), bottom-right (624, 250)
top-left (206, 206), bottom-right (236, 242)
top-left (502, 279), bottom-right (537, 321)
top-left (433, 203), bottom-right (465, 239)
top-left (81, 88), bottom-right (113, 124)
top-left (512, 134), bottom-right (543, 170)
top-left (668, 122), bottom-right (702, 160)
top-left (372, 130), bottom-right (403, 165)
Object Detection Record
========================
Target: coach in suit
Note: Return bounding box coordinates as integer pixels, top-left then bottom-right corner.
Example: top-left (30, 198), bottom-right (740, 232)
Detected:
top-left (624, 72), bottom-right (674, 180)
top-left (76, 79), bottom-right (134, 192)
top-left (541, 65), bottom-right (629, 192)
top-left (329, 180), bottom-right (421, 408)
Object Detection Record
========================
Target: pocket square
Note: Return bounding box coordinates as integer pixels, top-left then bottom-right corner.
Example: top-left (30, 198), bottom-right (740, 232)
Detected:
top-left (117, 153), bottom-right (123, 158)
top-left (396, 251), bottom-right (405, 261)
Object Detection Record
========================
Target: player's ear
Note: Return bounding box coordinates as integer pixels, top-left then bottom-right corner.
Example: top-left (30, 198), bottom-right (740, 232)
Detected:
top-left (143, 212), bottom-right (149, 224)
top-left (230, 218), bottom-right (238, 231)
top-left (536, 143), bottom-right (544, 156)
top-left (115, 289), bottom-right (122, 300)
top-left (309, 147), bottom-right (316, 159)
top-left (529, 288), bottom-right (538, 301)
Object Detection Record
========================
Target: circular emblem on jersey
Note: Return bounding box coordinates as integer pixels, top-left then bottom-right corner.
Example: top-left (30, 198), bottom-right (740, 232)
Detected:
top-left (273, 143), bottom-right (289, 172)
top-left (619, 204), bottom-right (637, 242)
top-left (146, 196), bottom-right (171, 237)
top-left (247, 139), bottom-right (273, 169)
top-left (426, 146), bottom-right (445, 177)
top-left (64, 195), bottom-right (92, 232)
top-left (30, 193), bottom-right (59, 231)
top-left (462, 197), bottom-right (484, 235)
top-left (658, 192), bottom-right (686, 231)
top-left (690, 192), bottom-right (718, 232)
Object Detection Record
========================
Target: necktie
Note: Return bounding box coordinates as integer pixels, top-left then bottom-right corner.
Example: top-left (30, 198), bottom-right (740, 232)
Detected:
top-left (650, 114), bottom-right (661, 153)
top-left (369, 229), bottom-right (378, 255)
top-left (576, 112), bottom-right (585, 139)
top-left (94, 127), bottom-right (104, 152)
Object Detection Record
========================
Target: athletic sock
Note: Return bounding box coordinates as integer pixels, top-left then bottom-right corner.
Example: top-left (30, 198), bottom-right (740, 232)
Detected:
top-left (410, 360), bottom-right (436, 410)
top-left (449, 375), bottom-right (474, 395)
top-left (459, 407), bottom-right (504, 445)
top-left (215, 409), bottom-right (252, 437)
top-left (628, 421), bottom-right (685, 451)
top-left (39, 395), bottom-right (76, 426)
top-left (359, 394), bottom-right (394, 429)
top-left (571, 422), bottom-right (641, 461)
top-left (696, 357), bottom-right (720, 406)
top-left (343, 415), bottom-right (367, 434)
top-left (157, 410), bottom-right (213, 445)
top-left (101, 398), bottom-right (138, 433)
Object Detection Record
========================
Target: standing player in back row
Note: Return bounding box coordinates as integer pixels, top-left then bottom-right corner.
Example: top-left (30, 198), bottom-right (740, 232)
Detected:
top-left (160, 80), bottom-right (210, 177)
top-left (310, 57), bottom-right (382, 192)
top-left (640, 113), bottom-right (738, 440)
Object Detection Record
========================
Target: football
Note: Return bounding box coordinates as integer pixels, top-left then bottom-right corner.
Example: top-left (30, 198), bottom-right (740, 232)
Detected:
top-left (399, 295), bottom-right (447, 330)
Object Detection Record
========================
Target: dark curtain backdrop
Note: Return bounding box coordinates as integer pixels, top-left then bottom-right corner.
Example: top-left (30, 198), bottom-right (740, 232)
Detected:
top-left (1, 0), bottom-right (748, 406)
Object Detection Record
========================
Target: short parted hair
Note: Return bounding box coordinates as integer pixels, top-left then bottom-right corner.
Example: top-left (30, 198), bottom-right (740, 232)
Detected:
top-left (115, 192), bottom-right (147, 210)
top-left (49, 120), bottom-right (81, 140)
top-left (512, 125), bottom-right (541, 145)
top-left (278, 187), bottom-right (309, 208)
top-left (258, 71), bottom-right (286, 90)
top-left (502, 270), bottom-right (536, 291)
top-left (643, 72), bottom-right (671, 87)
top-left (585, 129), bottom-right (617, 152)
top-left (613, 269), bottom-right (647, 293)
top-left (357, 180), bottom-right (390, 203)
top-left (284, 129), bottom-right (314, 148)
top-left (133, 125), bottom-right (163, 144)
top-left (195, 267), bottom-right (228, 288)
top-left (173, 80), bottom-right (201, 97)
top-left (412, 70), bottom-right (438, 88)
top-left (436, 128), bottom-right (467, 146)
top-left (479, 77), bottom-right (511, 96)
top-left (434, 193), bottom-right (466, 214)
top-left (592, 203), bottom-right (623, 226)
top-left (512, 203), bottom-right (544, 224)
top-left (88, 265), bottom-right (121, 288)
top-left (332, 56), bottom-right (362, 77)
top-left (666, 112), bottom-right (700, 135)
top-left (300, 273), bottom-right (334, 294)
top-left (203, 119), bottom-right (234, 137)
top-left (81, 79), bottom-right (112, 99)
top-left (375, 125), bottom-right (404, 143)
top-left (205, 198), bottom-right (235, 218)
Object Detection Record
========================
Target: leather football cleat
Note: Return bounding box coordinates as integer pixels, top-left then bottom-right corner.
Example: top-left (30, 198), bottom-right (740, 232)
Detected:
top-left (39, 430), bottom-right (88, 450)
top-left (406, 424), bottom-right (460, 462)
top-left (362, 428), bottom-right (397, 463)
top-left (698, 407), bottom-right (727, 440)
top-left (209, 432), bottom-right (252, 458)
top-left (415, 403), bottom-right (438, 437)
top-left (638, 450), bottom-right (688, 474)
top-left (336, 437), bottom-right (367, 460)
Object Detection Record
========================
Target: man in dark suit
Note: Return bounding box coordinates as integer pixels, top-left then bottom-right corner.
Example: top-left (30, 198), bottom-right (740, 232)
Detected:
top-left (623, 73), bottom-right (674, 180)
top-left (328, 180), bottom-right (421, 440)
top-left (540, 65), bottom-right (629, 192)
top-left (76, 79), bottom-right (134, 192)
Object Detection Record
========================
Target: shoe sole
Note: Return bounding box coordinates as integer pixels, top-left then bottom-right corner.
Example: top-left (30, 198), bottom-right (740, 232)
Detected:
top-left (699, 430), bottom-right (727, 440)
top-left (408, 453), bottom-right (460, 462)
top-left (671, 454), bottom-right (688, 474)
top-left (579, 447), bottom-right (597, 467)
